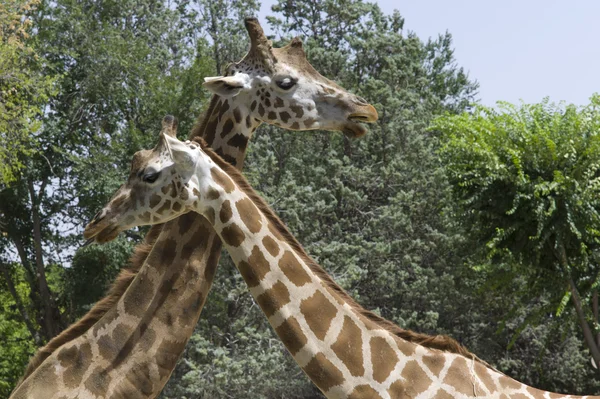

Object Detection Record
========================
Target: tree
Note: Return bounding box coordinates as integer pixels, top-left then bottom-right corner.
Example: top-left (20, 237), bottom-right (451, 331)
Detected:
top-left (0, 0), bottom-right (55, 184)
top-left (435, 96), bottom-right (600, 374)
top-left (0, 1), bottom-right (215, 389)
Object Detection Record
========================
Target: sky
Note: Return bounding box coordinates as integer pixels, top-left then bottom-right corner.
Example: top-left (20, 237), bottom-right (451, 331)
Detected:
top-left (258, 0), bottom-right (600, 107)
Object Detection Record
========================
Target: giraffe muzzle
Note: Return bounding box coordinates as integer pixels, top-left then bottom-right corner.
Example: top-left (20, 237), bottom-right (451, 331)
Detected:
top-left (343, 105), bottom-right (378, 138)
top-left (348, 104), bottom-right (378, 123)
top-left (83, 212), bottom-right (122, 244)
top-left (88, 210), bottom-right (105, 226)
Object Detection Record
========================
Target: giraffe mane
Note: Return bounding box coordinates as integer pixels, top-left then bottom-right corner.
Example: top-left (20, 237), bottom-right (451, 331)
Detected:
top-left (194, 136), bottom-right (495, 370)
top-left (16, 97), bottom-right (223, 386)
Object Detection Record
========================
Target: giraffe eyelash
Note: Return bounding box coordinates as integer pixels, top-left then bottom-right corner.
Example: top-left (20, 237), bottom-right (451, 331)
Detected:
top-left (142, 171), bottom-right (161, 183)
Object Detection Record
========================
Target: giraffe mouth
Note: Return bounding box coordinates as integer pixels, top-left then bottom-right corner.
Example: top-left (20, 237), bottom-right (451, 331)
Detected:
top-left (83, 221), bottom-right (122, 244)
top-left (344, 106), bottom-right (378, 137)
top-left (342, 121), bottom-right (369, 138)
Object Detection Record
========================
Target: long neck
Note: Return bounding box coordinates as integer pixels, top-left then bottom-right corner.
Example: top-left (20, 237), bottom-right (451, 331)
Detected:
top-left (10, 96), bottom-right (260, 399)
top-left (195, 161), bottom-right (597, 399)
top-left (194, 96), bottom-right (261, 167)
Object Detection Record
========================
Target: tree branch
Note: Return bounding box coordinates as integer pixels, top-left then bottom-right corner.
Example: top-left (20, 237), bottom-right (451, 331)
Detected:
top-left (569, 278), bottom-right (600, 369)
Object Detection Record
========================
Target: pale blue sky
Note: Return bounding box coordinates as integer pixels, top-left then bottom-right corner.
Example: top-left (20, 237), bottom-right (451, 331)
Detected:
top-left (259, 0), bottom-right (600, 106)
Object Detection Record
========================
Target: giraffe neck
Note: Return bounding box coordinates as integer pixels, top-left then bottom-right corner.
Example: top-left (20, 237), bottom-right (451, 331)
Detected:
top-left (197, 96), bottom-right (260, 167)
top-left (10, 96), bottom-right (259, 399)
top-left (190, 150), bottom-right (597, 399)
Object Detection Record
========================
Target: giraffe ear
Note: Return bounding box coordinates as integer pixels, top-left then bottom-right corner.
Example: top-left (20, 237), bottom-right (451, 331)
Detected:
top-left (162, 134), bottom-right (196, 171)
top-left (203, 75), bottom-right (249, 97)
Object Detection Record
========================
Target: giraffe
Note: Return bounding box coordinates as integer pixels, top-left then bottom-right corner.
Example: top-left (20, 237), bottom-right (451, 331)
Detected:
top-left (83, 130), bottom-right (599, 399)
top-left (10, 18), bottom-right (378, 399)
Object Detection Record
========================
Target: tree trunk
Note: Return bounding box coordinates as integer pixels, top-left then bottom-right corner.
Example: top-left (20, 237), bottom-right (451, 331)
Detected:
top-left (569, 279), bottom-right (600, 372)
top-left (555, 243), bottom-right (600, 372)
top-left (208, 3), bottom-right (221, 74)
top-left (27, 178), bottom-right (63, 339)
top-left (593, 289), bottom-right (599, 349)
top-left (0, 262), bottom-right (41, 345)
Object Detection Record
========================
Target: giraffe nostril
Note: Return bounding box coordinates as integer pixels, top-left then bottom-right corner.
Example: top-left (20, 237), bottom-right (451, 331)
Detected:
top-left (354, 96), bottom-right (368, 106)
top-left (89, 210), bottom-right (105, 225)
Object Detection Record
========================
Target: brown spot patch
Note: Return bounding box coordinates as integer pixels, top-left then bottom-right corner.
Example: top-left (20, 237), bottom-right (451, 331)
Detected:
top-left (262, 235), bottom-right (280, 257)
top-left (180, 187), bottom-right (189, 201)
top-left (348, 385), bottom-right (382, 399)
top-left (222, 119), bottom-right (234, 137)
top-left (124, 362), bottom-right (154, 396)
top-left (432, 390), bottom-right (454, 399)
top-left (237, 245), bottom-right (272, 287)
top-left (498, 374), bottom-right (524, 390)
top-left (221, 223), bottom-right (245, 247)
top-left (387, 380), bottom-right (407, 398)
top-left (300, 290), bottom-right (338, 340)
top-left (331, 316), bottom-right (364, 377)
top-left (205, 186), bottom-right (220, 200)
top-left (275, 316), bottom-right (307, 355)
top-left (256, 281), bottom-right (290, 317)
top-left (84, 366), bottom-right (110, 397)
top-left (220, 200), bottom-right (233, 224)
top-left (123, 268), bottom-right (157, 317)
top-left (181, 221), bottom-right (210, 261)
top-left (291, 121), bottom-right (300, 130)
top-left (370, 336), bottom-right (399, 383)
top-left (396, 341), bottom-right (416, 357)
top-left (443, 357), bottom-right (478, 395)
top-left (304, 117), bottom-right (317, 128)
top-left (290, 105), bottom-right (304, 118)
top-left (398, 359), bottom-right (433, 396)
top-left (173, 202), bottom-right (182, 212)
top-left (422, 353), bottom-right (445, 376)
top-left (475, 362), bottom-right (498, 393)
top-left (236, 197), bottom-right (262, 233)
top-left (274, 97), bottom-right (285, 108)
top-left (97, 334), bottom-right (116, 361)
top-left (233, 107), bottom-right (242, 123)
top-left (178, 212), bottom-right (194, 235)
top-left (268, 111), bottom-right (277, 120)
top-left (157, 199), bottom-right (172, 215)
top-left (161, 184), bottom-right (174, 196)
top-left (227, 133), bottom-right (248, 149)
top-left (58, 342), bottom-right (92, 388)
top-left (155, 338), bottom-right (188, 380)
top-left (258, 103), bottom-right (265, 117)
top-left (279, 250), bottom-right (311, 286)
top-left (149, 194), bottom-right (162, 209)
top-left (279, 111), bottom-right (291, 124)
top-left (303, 353), bottom-right (344, 392)
top-left (30, 363), bottom-right (60, 398)
top-left (211, 167), bottom-right (235, 193)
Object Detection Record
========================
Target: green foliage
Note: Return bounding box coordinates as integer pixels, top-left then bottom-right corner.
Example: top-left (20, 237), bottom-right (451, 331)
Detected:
top-left (0, 265), bottom-right (36, 398)
top-left (435, 96), bottom-right (600, 381)
top-left (64, 238), bottom-right (135, 319)
top-left (0, 0), bottom-right (56, 184)
top-left (436, 98), bottom-right (600, 289)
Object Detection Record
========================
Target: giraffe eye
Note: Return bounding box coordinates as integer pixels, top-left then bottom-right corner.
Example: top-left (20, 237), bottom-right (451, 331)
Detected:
top-left (142, 171), bottom-right (161, 184)
top-left (276, 78), bottom-right (296, 90)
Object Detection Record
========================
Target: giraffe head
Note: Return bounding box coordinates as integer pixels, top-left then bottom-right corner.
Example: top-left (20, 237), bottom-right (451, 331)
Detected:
top-left (204, 17), bottom-right (378, 137)
top-left (84, 116), bottom-right (229, 243)
top-left (84, 116), bottom-right (199, 243)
